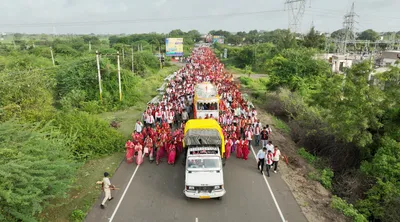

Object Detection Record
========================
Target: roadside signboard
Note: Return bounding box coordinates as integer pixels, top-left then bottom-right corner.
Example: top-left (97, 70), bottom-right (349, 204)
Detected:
top-left (165, 38), bottom-right (184, 56)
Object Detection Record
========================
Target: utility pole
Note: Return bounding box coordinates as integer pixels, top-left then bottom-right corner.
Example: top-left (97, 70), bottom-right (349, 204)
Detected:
top-left (284, 0), bottom-right (306, 33)
top-left (96, 51), bottom-right (103, 101)
top-left (131, 47), bottom-right (135, 73)
top-left (341, 2), bottom-right (358, 54)
top-left (89, 41), bottom-right (91, 52)
top-left (159, 46), bottom-right (162, 69)
top-left (117, 52), bottom-right (122, 102)
top-left (50, 47), bottom-right (55, 66)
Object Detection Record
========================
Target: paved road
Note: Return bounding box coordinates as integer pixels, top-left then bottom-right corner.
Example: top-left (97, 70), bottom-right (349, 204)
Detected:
top-left (86, 145), bottom-right (307, 222)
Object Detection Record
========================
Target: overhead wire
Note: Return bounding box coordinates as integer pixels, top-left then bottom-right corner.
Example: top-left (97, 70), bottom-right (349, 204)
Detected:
top-left (0, 9), bottom-right (286, 28)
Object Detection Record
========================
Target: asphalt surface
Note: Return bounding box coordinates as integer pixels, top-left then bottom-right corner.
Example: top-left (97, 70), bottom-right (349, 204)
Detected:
top-left (86, 144), bottom-right (307, 222)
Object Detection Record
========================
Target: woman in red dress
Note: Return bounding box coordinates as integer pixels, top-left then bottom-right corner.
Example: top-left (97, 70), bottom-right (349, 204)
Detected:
top-left (156, 139), bottom-right (163, 165)
top-left (125, 140), bottom-right (134, 163)
top-left (225, 137), bottom-right (232, 160)
top-left (242, 139), bottom-right (249, 160)
top-left (168, 142), bottom-right (177, 165)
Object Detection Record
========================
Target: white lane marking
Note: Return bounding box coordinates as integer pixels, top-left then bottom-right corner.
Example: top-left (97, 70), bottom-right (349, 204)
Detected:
top-left (250, 145), bottom-right (286, 222)
top-left (195, 218), bottom-right (198, 222)
top-left (109, 154), bottom-right (144, 222)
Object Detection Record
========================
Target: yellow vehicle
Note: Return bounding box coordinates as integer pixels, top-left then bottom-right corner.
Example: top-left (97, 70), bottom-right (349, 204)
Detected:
top-left (193, 82), bottom-right (220, 119)
top-left (183, 119), bottom-right (226, 200)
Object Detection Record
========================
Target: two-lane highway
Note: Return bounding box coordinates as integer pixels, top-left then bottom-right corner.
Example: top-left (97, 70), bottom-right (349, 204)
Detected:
top-left (86, 145), bottom-right (307, 222)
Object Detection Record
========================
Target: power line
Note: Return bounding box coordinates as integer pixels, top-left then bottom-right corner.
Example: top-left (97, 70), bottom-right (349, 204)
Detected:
top-left (0, 9), bottom-right (285, 28)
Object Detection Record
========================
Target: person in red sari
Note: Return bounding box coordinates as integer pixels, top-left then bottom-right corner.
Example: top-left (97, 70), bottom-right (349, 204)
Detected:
top-left (134, 142), bottom-right (143, 165)
top-left (242, 139), bottom-right (249, 160)
top-left (125, 140), bottom-right (134, 163)
top-left (156, 139), bottom-right (163, 165)
top-left (144, 135), bottom-right (153, 157)
top-left (236, 138), bottom-right (243, 158)
top-left (168, 141), bottom-right (177, 165)
top-left (225, 136), bottom-right (232, 160)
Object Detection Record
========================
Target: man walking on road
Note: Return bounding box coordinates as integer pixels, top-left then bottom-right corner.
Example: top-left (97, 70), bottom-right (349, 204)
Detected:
top-left (266, 141), bottom-right (274, 153)
top-left (101, 172), bottom-right (114, 209)
top-left (257, 147), bottom-right (267, 174)
top-left (135, 120), bottom-right (143, 133)
top-left (272, 146), bottom-right (282, 173)
top-left (260, 127), bottom-right (269, 148)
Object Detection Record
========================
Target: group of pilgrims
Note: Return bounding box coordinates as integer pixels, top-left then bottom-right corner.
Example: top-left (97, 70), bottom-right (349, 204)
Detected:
top-left (124, 47), bottom-right (273, 166)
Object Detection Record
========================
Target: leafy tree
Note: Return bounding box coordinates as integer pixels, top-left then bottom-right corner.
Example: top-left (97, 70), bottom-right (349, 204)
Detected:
top-left (358, 137), bottom-right (400, 221)
top-left (0, 68), bottom-right (56, 122)
top-left (303, 27), bottom-right (326, 49)
top-left (331, 28), bottom-right (347, 40)
top-left (313, 62), bottom-right (385, 148)
top-left (357, 29), bottom-right (379, 41)
top-left (169, 29), bottom-right (185, 37)
top-left (0, 120), bottom-right (79, 221)
top-left (266, 48), bottom-right (329, 91)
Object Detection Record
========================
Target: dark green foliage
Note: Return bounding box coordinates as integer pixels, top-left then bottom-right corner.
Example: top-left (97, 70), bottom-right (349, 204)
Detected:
top-left (54, 111), bottom-right (125, 160)
top-left (0, 120), bottom-right (79, 221)
top-left (266, 48), bottom-right (330, 91)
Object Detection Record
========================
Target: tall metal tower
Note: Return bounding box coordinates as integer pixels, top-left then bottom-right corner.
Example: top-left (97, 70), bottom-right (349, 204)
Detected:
top-left (340, 2), bottom-right (358, 54)
top-left (285, 0), bottom-right (307, 33)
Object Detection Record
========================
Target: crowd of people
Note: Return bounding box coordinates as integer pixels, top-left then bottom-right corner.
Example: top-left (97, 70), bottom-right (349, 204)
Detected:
top-left (124, 47), bottom-right (282, 174)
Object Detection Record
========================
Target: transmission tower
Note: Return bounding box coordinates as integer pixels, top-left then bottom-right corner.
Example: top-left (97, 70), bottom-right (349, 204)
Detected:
top-left (285, 0), bottom-right (307, 33)
top-left (340, 2), bottom-right (358, 54)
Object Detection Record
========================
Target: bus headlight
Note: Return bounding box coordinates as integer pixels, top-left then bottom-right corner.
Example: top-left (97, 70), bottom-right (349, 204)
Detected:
top-left (214, 185), bottom-right (222, 189)
top-left (186, 186), bottom-right (195, 190)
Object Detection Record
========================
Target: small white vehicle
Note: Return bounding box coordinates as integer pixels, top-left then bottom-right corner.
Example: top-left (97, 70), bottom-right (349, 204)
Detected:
top-left (183, 119), bottom-right (226, 200)
top-left (184, 147), bottom-right (225, 199)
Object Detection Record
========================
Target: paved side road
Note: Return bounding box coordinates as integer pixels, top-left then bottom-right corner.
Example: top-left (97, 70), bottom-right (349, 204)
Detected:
top-left (85, 145), bottom-right (307, 222)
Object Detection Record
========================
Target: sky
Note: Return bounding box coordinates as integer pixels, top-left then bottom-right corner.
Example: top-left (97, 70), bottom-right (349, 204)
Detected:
top-left (0, 0), bottom-right (399, 34)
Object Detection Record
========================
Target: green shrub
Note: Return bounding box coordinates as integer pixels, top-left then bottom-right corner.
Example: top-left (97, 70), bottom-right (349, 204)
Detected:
top-left (71, 209), bottom-right (86, 222)
top-left (320, 168), bottom-right (334, 190)
top-left (0, 120), bottom-right (79, 222)
top-left (54, 111), bottom-right (125, 160)
top-left (298, 147), bottom-right (317, 164)
top-left (272, 116), bottom-right (290, 133)
top-left (239, 76), bottom-right (252, 85)
top-left (331, 196), bottom-right (367, 222)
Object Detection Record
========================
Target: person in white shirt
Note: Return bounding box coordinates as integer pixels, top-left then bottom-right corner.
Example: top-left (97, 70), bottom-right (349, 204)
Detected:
top-left (257, 147), bottom-right (267, 174)
top-left (266, 141), bottom-right (274, 153)
top-left (101, 172), bottom-right (114, 209)
top-left (272, 146), bottom-right (282, 173)
top-left (135, 120), bottom-right (143, 133)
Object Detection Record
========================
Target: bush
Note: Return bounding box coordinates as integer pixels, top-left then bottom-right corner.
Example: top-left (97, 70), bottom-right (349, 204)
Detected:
top-left (54, 111), bottom-right (125, 160)
top-left (298, 147), bottom-right (317, 164)
top-left (331, 196), bottom-right (367, 222)
top-left (0, 120), bottom-right (79, 221)
top-left (71, 209), bottom-right (86, 222)
top-left (239, 76), bottom-right (251, 85)
top-left (320, 168), bottom-right (334, 190)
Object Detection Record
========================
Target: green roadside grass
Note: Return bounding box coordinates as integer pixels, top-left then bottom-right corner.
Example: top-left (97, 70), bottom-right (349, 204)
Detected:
top-left (39, 66), bottom-right (178, 222)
